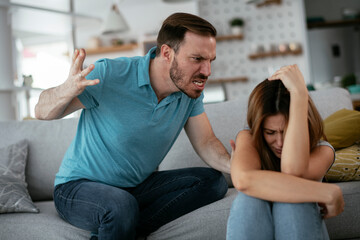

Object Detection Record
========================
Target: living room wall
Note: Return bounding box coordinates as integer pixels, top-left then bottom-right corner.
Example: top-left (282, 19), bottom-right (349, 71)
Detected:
top-left (197, 0), bottom-right (310, 100)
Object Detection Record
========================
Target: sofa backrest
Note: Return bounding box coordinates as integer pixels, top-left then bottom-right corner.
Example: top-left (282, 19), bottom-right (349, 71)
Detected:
top-left (0, 118), bottom-right (79, 201)
top-left (0, 87), bottom-right (353, 200)
top-left (159, 87), bottom-right (354, 186)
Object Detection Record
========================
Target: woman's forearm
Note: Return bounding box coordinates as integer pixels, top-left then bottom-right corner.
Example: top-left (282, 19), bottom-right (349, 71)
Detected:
top-left (281, 91), bottom-right (309, 176)
top-left (234, 169), bottom-right (339, 204)
top-left (232, 169), bottom-right (344, 218)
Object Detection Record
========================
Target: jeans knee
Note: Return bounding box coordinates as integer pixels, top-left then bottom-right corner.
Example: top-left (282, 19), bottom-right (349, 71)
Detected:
top-left (102, 193), bottom-right (139, 233)
top-left (274, 202), bottom-right (317, 214)
top-left (205, 168), bottom-right (228, 200)
top-left (232, 192), bottom-right (269, 211)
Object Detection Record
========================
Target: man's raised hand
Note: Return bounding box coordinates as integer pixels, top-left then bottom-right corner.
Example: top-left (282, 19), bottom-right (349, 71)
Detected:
top-left (65, 48), bottom-right (99, 97)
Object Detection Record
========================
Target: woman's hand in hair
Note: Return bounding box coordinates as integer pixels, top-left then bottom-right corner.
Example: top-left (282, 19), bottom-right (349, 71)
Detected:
top-left (268, 64), bottom-right (307, 96)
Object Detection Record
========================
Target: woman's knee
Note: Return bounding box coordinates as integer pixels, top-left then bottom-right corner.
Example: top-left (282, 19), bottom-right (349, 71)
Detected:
top-left (273, 202), bottom-right (318, 216)
top-left (227, 193), bottom-right (273, 240)
top-left (273, 202), bottom-right (325, 240)
top-left (232, 192), bottom-right (269, 210)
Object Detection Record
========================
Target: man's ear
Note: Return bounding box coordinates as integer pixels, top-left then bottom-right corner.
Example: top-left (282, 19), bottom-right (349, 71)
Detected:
top-left (160, 44), bottom-right (173, 62)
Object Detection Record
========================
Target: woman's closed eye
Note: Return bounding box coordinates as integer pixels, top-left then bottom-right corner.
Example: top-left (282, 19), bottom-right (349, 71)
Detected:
top-left (264, 130), bottom-right (276, 135)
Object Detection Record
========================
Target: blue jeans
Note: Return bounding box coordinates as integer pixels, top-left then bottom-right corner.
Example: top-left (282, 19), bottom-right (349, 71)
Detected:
top-left (54, 167), bottom-right (228, 240)
top-left (227, 192), bottom-right (330, 240)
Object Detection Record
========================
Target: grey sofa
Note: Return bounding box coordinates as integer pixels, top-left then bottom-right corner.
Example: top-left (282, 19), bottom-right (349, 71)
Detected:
top-left (0, 87), bottom-right (359, 240)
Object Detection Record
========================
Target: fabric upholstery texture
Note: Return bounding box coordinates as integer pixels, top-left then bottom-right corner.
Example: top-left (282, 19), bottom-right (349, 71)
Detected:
top-left (0, 140), bottom-right (38, 213)
top-left (0, 118), bottom-right (78, 201)
top-left (309, 87), bottom-right (354, 119)
top-left (0, 201), bottom-right (90, 240)
top-left (323, 109), bottom-right (360, 150)
top-left (325, 143), bottom-right (360, 182)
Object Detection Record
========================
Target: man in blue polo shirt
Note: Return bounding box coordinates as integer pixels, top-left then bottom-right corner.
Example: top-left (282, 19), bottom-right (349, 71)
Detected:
top-left (35, 12), bottom-right (230, 239)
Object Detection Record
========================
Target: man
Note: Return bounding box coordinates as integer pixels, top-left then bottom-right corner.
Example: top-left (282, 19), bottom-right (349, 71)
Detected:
top-left (35, 12), bottom-right (230, 239)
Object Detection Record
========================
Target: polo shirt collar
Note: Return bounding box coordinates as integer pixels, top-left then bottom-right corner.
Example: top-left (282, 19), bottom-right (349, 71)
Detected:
top-left (138, 47), bottom-right (156, 87)
top-left (137, 47), bottom-right (183, 105)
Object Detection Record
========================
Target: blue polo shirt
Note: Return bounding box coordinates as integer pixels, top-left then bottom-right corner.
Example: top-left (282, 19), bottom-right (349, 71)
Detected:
top-left (54, 48), bottom-right (204, 187)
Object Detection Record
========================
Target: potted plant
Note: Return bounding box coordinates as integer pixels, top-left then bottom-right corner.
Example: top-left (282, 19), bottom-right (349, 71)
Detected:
top-left (229, 17), bottom-right (244, 35)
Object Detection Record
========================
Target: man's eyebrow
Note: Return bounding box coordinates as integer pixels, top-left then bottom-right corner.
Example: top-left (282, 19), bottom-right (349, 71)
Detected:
top-left (191, 54), bottom-right (216, 61)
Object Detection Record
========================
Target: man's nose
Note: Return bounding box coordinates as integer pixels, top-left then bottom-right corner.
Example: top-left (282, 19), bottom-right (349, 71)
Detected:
top-left (200, 61), bottom-right (211, 77)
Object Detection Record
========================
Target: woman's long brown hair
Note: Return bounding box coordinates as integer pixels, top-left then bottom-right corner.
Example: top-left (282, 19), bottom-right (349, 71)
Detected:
top-left (247, 79), bottom-right (326, 171)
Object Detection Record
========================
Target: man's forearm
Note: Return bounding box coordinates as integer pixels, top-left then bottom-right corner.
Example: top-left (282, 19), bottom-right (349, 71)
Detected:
top-left (35, 83), bottom-right (74, 120)
top-left (201, 137), bottom-right (231, 173)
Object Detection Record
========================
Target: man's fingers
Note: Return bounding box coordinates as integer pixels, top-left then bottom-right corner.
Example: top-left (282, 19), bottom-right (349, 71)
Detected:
top-left (81, 79), bottom-right (100, 87)
top-left (73, 49), bottom-right (86, 71)
top-left (72, 49), bottom-right (79, 65)
top-left (79, 64), bottom-right (95, 79)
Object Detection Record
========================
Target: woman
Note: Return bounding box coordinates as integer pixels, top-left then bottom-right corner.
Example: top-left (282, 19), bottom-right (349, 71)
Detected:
top-left (226, 65), bottom-right (344, 240)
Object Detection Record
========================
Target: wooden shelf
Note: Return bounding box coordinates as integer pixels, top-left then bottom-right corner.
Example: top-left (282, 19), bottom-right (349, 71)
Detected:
top-left (208, 77), bottom-right (248, 84)
top-left (216, 34), bottom-right (243, 41)
top-left (248, 49), bottom-right (302, 60)
top-left (256, 0), bottom-right (281, 7)
top-left (85, 34), bottom-right (243, 56)
top-left (307, 19), bottom-right (360, 29)
top-left (86, 43), bottom-right (138, 55)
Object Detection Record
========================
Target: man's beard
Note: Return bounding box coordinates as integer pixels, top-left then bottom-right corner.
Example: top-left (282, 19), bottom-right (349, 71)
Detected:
top-left (169, 57), bottom-right (205, 99)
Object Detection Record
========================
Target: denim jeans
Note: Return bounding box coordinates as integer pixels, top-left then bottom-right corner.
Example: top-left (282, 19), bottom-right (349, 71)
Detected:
top-left (54, 167), bottom-right (228, 240)
top-left (226, 192), bottom-right (330, 240)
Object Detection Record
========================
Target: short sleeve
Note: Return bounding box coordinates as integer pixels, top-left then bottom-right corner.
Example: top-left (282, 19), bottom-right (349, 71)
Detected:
top-left (189, 93), bottom-right (205, 117)
top-left (78, 59), bottom-right (107, 109)
top-left (318, 140), bottom-right (336, 168)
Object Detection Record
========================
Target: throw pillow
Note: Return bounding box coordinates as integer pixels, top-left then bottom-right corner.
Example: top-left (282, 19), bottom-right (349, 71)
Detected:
top-left (0, 140), bottom-right (39, 213)
top-left (325, 142), bottom-right (360, 182)
top-left (323, 108), bottom-right (360, 150)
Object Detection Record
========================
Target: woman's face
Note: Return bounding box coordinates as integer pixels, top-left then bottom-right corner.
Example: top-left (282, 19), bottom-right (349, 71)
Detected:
top-left (263, 114), bottom-right (286, 158)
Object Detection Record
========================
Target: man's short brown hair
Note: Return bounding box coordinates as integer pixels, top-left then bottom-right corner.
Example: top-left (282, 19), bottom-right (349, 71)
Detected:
top-left (155, 12), bottom-right (217, 56)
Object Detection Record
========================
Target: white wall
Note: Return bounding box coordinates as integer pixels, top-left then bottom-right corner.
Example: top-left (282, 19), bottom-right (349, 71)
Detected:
top-left (304, 0), bottom-right (360, 87)
top-left (307, 27), bottom-right (355, 87)
top-left (198, 0), bottom-right (311, 100)
top-left (0, 0), bottom-right (16, 120)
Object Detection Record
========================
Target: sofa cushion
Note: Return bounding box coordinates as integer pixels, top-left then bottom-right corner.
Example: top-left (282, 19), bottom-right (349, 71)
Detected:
top-left (325, 143), bottom-right (360, 182)
top-left (323, 109), bottom-right (360, 150)
top-left (0, 118), bottom-right (79, 201)
top-left (324, 181), bottom-right (360, 239)
top-left (309, 87), bottom-right (354, 120)
top-left (0, 140), bottom-right (38, 213)
top-left (0, 201), bottom-right (90, 240)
